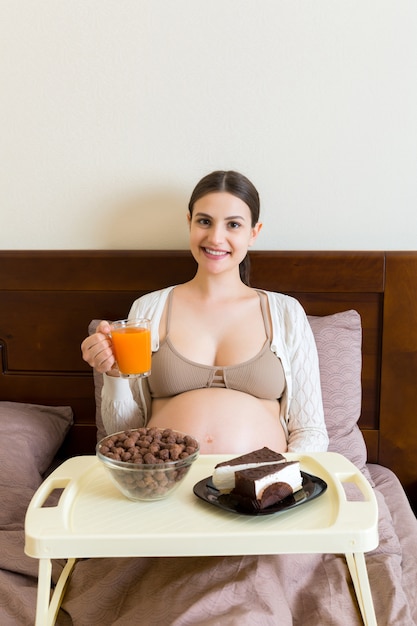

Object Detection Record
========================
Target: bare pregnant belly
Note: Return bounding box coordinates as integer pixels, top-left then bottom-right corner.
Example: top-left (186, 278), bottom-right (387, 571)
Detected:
top-left (147, 388), bottom-right (287, 454)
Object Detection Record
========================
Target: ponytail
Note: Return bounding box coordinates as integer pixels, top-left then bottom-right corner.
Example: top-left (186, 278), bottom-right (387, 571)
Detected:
top-left (239, 254), bottom-right (251, 286)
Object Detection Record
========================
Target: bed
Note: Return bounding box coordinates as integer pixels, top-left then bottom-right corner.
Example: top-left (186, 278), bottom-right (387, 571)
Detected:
top-left (1, 249), bottom-right (416, 626)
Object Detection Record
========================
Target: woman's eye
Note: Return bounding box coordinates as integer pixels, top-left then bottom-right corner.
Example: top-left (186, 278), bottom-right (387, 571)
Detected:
top-left (228, 221), bottom-right (241, 229)
top-left (197, 218), bottom-right (211, 226)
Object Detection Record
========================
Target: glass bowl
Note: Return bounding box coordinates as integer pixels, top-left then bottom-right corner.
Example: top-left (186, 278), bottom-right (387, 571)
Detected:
top-left (96, 427), bottom-right (200, 501)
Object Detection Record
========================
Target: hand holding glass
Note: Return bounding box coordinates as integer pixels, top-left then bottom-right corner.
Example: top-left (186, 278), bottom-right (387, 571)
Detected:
top-left (110, 319), bottom-right (151, 378)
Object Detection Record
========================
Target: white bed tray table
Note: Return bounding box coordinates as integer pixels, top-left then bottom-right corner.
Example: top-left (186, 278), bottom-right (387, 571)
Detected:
top-left (25, 451), bottom-right (379, 626)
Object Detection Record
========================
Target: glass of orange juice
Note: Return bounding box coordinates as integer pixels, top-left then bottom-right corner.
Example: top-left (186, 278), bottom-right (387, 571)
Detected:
top-left (110, 318), bottom-right (151, 378)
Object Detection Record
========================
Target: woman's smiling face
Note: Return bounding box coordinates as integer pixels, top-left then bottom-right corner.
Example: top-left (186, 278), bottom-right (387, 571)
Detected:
top-left (188, 191), bottom-right (262, 274)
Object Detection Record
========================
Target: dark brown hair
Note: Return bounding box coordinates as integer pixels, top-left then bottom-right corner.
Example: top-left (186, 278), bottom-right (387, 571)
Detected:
top-left (188, 170), bottom-right (260, 285)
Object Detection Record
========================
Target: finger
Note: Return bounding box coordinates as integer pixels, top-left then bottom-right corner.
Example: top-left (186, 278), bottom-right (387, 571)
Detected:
top-left (81, 334), bottom-right (106, 359)
top-left (89, 345), bottom-right (116, 372)
top-left (81, 336), bottom-right (114, 368)
top-left (97, 320), bottom-right (112, 335)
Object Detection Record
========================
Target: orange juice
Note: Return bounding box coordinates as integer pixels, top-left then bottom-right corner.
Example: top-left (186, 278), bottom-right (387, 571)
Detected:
top-left (111, 320), bottom-right (151, 378)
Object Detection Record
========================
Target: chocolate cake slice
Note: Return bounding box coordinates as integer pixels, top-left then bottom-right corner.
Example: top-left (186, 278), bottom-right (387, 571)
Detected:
top-left (231, 461), bottom-right (302, 510)
top-left (212, 447), bottom-right (285, 492)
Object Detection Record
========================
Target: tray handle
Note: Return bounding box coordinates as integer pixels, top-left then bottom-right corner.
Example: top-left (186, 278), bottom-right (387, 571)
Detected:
top-left (25, 457), bottom-right (96, 533)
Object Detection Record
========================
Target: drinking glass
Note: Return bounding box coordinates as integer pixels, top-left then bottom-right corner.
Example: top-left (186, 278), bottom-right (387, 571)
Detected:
top-left (110, 318), bottom-right (151, 378)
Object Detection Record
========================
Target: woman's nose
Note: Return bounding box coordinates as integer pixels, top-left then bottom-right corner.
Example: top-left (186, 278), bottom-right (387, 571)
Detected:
top-left (207, 224), bottom-right (224, 245)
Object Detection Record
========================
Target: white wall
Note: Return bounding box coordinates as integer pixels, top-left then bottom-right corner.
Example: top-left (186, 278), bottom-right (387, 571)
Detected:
top-left (1, 1), bottom-right (416, 250)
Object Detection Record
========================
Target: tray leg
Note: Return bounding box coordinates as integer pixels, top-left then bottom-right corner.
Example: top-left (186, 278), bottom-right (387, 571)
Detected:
top-left (345, 552), bottom-right (377, 626)
top-left (35, 558), bottom-right (77, 626)
top-left (35, 559), bottom-right (52, 626)
top-left (48, 558), bottom-right (77, 624)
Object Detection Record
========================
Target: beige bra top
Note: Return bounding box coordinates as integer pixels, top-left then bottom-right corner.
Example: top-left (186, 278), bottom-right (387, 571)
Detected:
top-left (148, 290), bottom-right (285, 401)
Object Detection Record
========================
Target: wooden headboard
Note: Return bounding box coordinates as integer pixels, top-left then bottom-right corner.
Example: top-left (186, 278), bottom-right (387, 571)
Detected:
top-left (1, 250), bottom-right (416, 509)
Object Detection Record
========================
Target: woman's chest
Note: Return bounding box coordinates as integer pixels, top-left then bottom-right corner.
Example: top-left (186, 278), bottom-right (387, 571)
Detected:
top-left (161, 292), bottom-right (270, 366)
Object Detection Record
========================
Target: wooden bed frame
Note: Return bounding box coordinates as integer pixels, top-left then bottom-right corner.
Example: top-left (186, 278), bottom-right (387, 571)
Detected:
top-left (1, 250), bottom-right (416, 510)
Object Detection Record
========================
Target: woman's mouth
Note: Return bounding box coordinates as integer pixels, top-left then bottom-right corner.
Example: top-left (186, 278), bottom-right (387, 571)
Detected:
top-left (202, 247), bottom-right (230, 258)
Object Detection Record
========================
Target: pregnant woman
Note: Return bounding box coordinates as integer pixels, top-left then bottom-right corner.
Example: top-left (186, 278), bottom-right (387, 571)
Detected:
top-left (81, 170), bottom-right (328, 455)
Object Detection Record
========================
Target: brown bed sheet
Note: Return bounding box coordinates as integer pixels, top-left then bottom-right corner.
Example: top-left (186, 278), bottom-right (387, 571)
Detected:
top-left (1, 465), bottom-right (416, 626)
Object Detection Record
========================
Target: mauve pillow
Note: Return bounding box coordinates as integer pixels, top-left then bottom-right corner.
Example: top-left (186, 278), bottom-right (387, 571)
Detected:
top-left (0, 401), bottom-right (73, 490)
top-left (308, 310), bottom-right (368, 473)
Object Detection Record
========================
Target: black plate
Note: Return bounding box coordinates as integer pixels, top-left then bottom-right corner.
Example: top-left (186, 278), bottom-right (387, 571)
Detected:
top-left (193, 471), bottom-right (327, 516)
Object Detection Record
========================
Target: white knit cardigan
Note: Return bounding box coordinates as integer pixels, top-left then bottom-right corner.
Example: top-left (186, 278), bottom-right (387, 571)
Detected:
top-left (101, 286), bottom-right (329, 452)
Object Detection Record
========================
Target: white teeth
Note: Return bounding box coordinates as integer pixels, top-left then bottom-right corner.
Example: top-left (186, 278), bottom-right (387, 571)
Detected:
top-left (204, 248), bottom-right (226, 256)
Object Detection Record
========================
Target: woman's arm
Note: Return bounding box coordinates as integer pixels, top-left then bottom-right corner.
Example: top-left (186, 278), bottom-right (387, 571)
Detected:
top-left (267, 292), bottom-right (329, 453)
top-left (286, 310), bottom-right (329, 452)
top-left (288, 320), bottom-right (329, 452)
top-left (96, 288), bottom-right (172, 435)
top-left (101, 374), bottom-right (150, 435)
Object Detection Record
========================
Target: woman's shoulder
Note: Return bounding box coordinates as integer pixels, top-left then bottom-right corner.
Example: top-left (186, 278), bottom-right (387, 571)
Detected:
top-left (257, 289), bottom-right (311, 353)
top-left (129, 286), bottom-right (176, 350)
top-left (256, 289), bottom-right (304, 314)
top-left (129, 286), bottom-right (175, 317)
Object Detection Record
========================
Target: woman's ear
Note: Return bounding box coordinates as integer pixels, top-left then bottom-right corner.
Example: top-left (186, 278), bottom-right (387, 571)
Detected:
top-left (249, 222), bottom-right (262, 246)
top-left (186, 213), bottom-right (191, 229)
